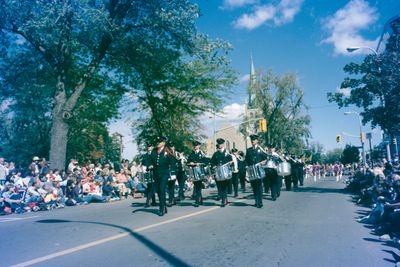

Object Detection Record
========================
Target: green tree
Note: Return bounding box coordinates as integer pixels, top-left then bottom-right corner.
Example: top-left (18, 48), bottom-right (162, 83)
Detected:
top-left (241, 69), bottom-right (310, 155)
top-left (328, 21), bottom-right (400, 137)
top-left (321, 148), bottom-right (343, 164)
top-left (341, 145), bottom-right (360, 164)
top-left (131, 36), bottom-right (236, 153)
top-left (0, 0), bottom-right (201, 169)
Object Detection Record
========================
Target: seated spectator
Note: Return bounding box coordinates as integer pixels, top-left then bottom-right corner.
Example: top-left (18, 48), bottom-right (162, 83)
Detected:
top-left (3, 184), bottom-right (25, 213)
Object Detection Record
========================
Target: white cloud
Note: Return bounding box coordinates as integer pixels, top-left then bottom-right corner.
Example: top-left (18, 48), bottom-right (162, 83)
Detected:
top-left (234, 5), bottom-right (276, 30)
top-left (336, 87), bottom-right (351, 97)
top-left (201, 103), bottom-right (246, 124)
top-left (233, 0), bottom-right (303, 30)
top-left (239, 74), bottom-right (250, 83)
top-left (275, 0), bottom-right (303, 25)
top-left (321, 0), bottom-right (379, 55)
top-left (223, 0), bottom-right (257, 9)
top-left (220, 103), bottom-right (246, 120)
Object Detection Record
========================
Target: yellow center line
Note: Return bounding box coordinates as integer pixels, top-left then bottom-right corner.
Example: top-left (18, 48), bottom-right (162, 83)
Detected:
top-left (11, 199), bottom-right (247, 267)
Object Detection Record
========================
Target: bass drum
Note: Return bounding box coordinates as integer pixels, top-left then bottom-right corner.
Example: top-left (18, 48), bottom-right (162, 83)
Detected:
top-left (277, 162), bottom-right (291, 176)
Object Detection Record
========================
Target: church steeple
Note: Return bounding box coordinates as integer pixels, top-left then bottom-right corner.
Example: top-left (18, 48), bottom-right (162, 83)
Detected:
top-left (248, 53), bottom-right (257, 108)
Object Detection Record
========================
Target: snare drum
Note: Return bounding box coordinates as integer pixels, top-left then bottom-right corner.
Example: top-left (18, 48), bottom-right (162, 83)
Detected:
top-left (188, 166), bottom-right (205, 181)
top-left (277, 162), bottom-right (291, 176)
top-left (246, 164), bottom-right (265, 180)
top-left (214, 165), bottom-right (232, 181)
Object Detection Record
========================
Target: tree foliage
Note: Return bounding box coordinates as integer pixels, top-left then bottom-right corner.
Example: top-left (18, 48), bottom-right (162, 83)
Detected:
top-left (321, 148), bottom-right (343, 164)
top-left (132, 36), bottom-right (237, 153)
top-left (0, 0), bottom-right (207, 168)
top-left (341, 145), bottom-right (360, 165)
top-left (328, 21), bottom-right (400, 135)
top-left (241, 69), bottom-right (310, 155)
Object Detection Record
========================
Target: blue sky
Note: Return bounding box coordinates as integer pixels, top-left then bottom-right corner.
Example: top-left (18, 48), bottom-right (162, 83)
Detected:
top-left (111, 0), bottom-right (399, 159)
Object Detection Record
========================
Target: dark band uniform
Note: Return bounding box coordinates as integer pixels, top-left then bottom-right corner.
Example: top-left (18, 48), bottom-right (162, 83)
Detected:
top-left (150, 141), bottom-right (172, 216)
top-left (142, 151), bottom-right (156, 206)
top-left (245, 143), bottom-right (267, 207)
top-left (187, 145), bottom-right (208, 206)
top-left (211, 142), bottom-right (232, 207)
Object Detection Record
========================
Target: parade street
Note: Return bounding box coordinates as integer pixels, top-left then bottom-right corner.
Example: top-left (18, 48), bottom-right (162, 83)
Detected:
top-left (0, 177), bottom-right (396, 267)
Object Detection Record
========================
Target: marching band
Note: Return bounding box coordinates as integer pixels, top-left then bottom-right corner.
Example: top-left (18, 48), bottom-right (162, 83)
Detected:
top-left (139, 134), bottom-right (305, 216)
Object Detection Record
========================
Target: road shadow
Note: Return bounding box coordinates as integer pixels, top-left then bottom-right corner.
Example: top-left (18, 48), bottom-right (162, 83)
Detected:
top-left (382, 249), bottom-right (400, 264)
top-left (131, 202), bottom-right (146, 208)
top-left (36, 219), bottom-right (191, 267)
top-left (131, 208), bottom-right (159, 215)
top-left (293, 186), bottom-right (349, 194)
top-left (229, 202), bottom-right (254, 207)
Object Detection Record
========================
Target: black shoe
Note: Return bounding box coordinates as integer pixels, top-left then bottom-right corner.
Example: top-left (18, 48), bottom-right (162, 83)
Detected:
top-left (221, 201), bottom-right (225, 207)
top-left (257, 204), bottom-right (263, 208)
top-left (151, 202), bottom-right (157, 206)
top-left (271, 197), bottom-right (276, 201)
top-left (234, 193), bottom-right (238, 198)
top-left (158, 210), bottom-right (164, 216)
top-left (167, 203), bottom-right (172, 207)
top-left (194, 202), bottom-right (199, 207)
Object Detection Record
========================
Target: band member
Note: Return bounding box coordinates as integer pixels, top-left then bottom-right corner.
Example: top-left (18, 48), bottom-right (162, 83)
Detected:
top-left (245, 134), bottom-right (267, 208)
top-left (265, 147), bottom-right (281, 201)
top-left (142, 144), bottom-right (156, 207)
top-left (167, 142), bottom-right (178, 207)
top-left (187, 141), bottom-right (208, 207)
top-left (176, 152), bottom-right (187, 201)
top-left (237, 151), bottom-right (247, 192)
top-left (211, 138), bottom-right (232, 207)
top-left (231, 148), bottom-right (240, 197)
top-left (150, 136), bottom-right (172, 216)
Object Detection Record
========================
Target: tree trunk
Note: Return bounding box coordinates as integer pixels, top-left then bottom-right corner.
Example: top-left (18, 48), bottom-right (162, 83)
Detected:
top-left (49, 106), bottom-right (69, 171)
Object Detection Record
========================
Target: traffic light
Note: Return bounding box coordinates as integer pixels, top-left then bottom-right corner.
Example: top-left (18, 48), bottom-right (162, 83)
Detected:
top-left (360, 132), bottom-right (365, 143)
top-left (336, 134), bottom-right (341, 143)
top-left (259, 119), bottom-right (267, 132)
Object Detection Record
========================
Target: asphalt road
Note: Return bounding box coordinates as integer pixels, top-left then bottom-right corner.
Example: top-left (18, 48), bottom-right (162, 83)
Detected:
top-left (0, 177), bottom-right (397, 267)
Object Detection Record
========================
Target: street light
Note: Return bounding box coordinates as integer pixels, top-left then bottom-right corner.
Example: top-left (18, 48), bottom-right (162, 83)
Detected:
top-left (346, 46), bottom-right (378, 56)
top-left (344, 111), bottom-right (366, 170)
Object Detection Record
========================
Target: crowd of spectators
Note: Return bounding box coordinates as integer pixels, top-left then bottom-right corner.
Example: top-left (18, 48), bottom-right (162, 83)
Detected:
top-left (346, 160), bottom-right (400, 249)
top-left (0, 156), bottom-right (182, 215)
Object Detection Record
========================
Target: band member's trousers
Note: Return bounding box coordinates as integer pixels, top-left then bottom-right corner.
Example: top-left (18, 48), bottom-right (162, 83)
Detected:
top-left (155, 175), bottom-right (168, 212)
top-left (216, 180), bottom-right (228, 201)
top-left (266, 169), bottom-right (279, 199)
top-left (193, 180), bottom-right (203, 203)
top-left (284, 176), bottom-right (292, 190)
top-left (146, 182), bottom-right (156, 204)
top-left (177, 171), bottom-right (186, 199)
top-left (232, 172), bottom-right (239, 196)
top-left (227, 178), bottom-right (233, 194)
top-left (239, 171), bottom-right (246, 191)
top-left (250, 179), bottom-right (263, 205)
top-left (298, 169), bottom-right (304, 186)
top-left (167, 179), bottom-right (176, 204)
top-left (263, 176), bottom-right (270, 193)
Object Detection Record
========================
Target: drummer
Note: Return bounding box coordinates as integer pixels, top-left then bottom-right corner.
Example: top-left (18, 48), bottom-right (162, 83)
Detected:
top-left (142, 143), bottom-right (156, 208)
top-left (187, 141), bottom-right (208, 207)
top-left (266, 147), bottom-right (281, 201)
top-left (245, 134), bottom-right (267, 208)
top-left (167, 142), bottom-right (178, 207)
top-left (211, 138), bottom-right (232, 207)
